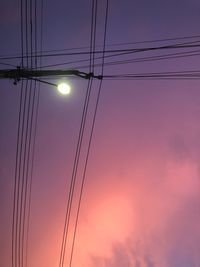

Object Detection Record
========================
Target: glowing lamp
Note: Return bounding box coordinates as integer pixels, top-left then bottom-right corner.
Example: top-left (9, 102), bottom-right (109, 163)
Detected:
top-left (57, 82), bottom-right (71, 95)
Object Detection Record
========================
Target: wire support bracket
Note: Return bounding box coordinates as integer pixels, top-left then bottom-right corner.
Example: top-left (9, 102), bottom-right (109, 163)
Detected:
top-left (0, 67), bottom-right (103, 84)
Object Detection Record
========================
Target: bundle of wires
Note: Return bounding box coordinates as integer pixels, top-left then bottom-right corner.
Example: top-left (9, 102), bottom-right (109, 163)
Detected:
top-left (11, 1), bottom-right (43, 267)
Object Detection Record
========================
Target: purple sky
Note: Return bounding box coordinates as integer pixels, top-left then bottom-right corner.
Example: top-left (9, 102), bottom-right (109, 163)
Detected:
top-left (0, 1), bottom-right (200, 267)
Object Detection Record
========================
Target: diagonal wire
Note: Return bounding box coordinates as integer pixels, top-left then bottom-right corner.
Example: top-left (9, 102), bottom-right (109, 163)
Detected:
top-left (68, 1), bottom-right (109, 266)
top-left (58, 1), bottom-right (97, 267)
top-left (2, 39), bottom-right (200, 61)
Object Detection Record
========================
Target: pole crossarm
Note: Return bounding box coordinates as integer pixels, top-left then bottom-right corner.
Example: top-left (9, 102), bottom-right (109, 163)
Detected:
top-left (0, 67), bottom-right (102, 82)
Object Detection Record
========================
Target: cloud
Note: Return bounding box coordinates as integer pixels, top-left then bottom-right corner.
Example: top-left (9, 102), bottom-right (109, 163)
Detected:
top-left (27, 86), bottom-right (200, 267)
top-left (70, 139), bottom-right (200, 267)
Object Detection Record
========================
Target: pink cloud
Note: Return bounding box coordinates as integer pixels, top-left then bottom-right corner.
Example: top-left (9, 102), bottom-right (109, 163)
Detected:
top-left (68, 130), bottom-right (200, 267)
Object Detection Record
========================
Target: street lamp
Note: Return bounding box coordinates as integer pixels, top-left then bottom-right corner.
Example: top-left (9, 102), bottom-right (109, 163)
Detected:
top-left (57, 82), bottom-right (71, 95)
top-left (0, 68), bottom-right (102, 96)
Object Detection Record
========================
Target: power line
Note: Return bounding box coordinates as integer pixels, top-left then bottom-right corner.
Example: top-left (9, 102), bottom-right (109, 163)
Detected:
top-left (12, 80), bottom-right (25, 267)
top-left (58, 1), bottom-right (98, 267)
top-left (2, 33), bottom-right (200, 59)
top-left (11, 2), bottom-right (40, 267)
top-left (0, 62), bottom-right (16, 67)
top-left (25, 1), bottom-right (43, 266)
top-left (1, 39), bottom-right (200, 61)
top-left (68, 1), bottom-right (109, 266)
top-left (101, 69), bottom-right (200, 80)
top-left (12, 0), bottom-right (26, 266)
top-left (45, 48), bottom-right (200, 71)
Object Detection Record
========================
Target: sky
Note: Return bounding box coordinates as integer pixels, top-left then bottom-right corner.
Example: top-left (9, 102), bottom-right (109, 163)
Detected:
top-left (0, 1), bottom-right (200, 267)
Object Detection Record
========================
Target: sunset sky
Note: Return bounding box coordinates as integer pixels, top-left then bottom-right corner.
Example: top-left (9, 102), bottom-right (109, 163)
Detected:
top-left (0, 1), bottom-right (200, 267)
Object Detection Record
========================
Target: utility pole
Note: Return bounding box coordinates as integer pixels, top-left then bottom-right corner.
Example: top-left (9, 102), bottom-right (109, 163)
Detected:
top-left (0, 67), bottom-right (102, 85)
